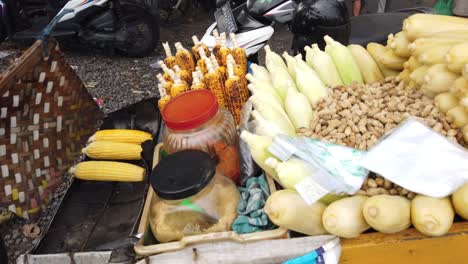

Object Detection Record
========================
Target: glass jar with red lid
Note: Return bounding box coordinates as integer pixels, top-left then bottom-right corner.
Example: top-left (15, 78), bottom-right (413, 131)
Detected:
top-left (161, 90), bottom-right (240, 183)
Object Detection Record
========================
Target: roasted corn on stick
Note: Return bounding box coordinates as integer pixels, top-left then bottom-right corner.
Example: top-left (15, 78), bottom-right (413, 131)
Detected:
top-left (158, 83), bottom-right (171, 111)
top-left (158, 61), bottom-right (173, 82)
top-left (218, 32), bottom-right (231, 66)
top-left (170, 73), bottom-right (189, 97)
top-left (211, 54), bottom-right (226, 82)
top-left (224, 60), bottom-right (247, 124)
top-left (173, 65), bottom-right (192, 85)
top-left (157, 73), bottom-right (173, 94)
top-left (192, 35), bottom-right (210, 61)
top-left (204, 59), bottom-right (226, 107)
top-left (229, 33), bottom-right (248, 74)
top-left (212, 29), bottom-right (222, 63)
top-left (227, 55), bottom-right (247, 89)
top-left (197, 46), bottom-right (209, 74)
top-left (162, 42), bottom-right (176, 68)
top-left (191, 71), bottom-right (207, 90)
top-left (175, 42), bottom-right (195, 72)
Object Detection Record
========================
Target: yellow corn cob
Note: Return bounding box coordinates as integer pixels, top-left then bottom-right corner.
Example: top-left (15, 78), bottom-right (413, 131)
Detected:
top-left (175, 42), bottom-right (195, 72)
top-left (408, 38), bottom-right (464, 57)
top-left (191, 72), bottom-right (207, 90)
top-left (157, 73), bottom-right (173, 94)
top-left (224, 60), bottom-right (247, 124)
top-left (446, 43), bottom-right (468, 73)
top-left (450, 77), bottom-right (468, 98)
top-left (379, 49), bottom-right (406, 70)
top-left (169, 70), bottom-right (189, 97)
top-left (418, 44), bottom-right (455, 65)
top-left (218, 32), bottom-right (231, 66)
top-left (162, 42), bottom-right (176, 68)
top-left (403, 14), bottom-right (468, 41)
top-left (173, 65), bottom-right (192, 85)
top-left (82, 141), bottom-right (142, 160)
top-left (196, 46), bottom-right (209, 74)
top-left (367, 43), bottom-right (400, 77)
top-left (88, 129), bottom-right (152, 144)
top-left (410, 65), bottom-right (430, 85)
top-left (230, 33), bottom-right (248, 74)
top-left (71, 161), bottom-right (145, 182)
top-left (211, 54), bottom-right (226, 83)
top-left (204, 59), bottom-right (226, 107)
top-left (403, 56), bottom-right (421, 71)
top-left (390, 31), bottom-right (411, 58)
top-left (386, 33), bottom-right (394, 48)
top-left (157, 83), bottom-right (171, 110)
top-left (159, 61), bottom-right (174, 82)
top-left (192, 35), bottom-right (210, 61)
top-left (227, 55), bottom-right (248, 90)
top-left (212, 29), bottom-right (222, 64)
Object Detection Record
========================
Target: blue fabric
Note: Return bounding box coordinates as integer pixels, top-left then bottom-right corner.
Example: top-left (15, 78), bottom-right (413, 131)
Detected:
top-left (232, 174), bottom-right (275, 234)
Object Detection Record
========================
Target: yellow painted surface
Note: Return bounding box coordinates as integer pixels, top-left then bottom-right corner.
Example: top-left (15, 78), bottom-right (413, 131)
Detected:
top-left (341, 221), bottom-right (468, 264)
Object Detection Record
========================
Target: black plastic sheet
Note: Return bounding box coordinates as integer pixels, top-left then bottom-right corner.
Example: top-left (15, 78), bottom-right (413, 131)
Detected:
top-left (291, 0), bottom-right (350, 54)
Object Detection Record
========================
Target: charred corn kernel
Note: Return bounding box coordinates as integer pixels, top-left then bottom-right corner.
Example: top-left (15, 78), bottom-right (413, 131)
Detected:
top-left (170, 73), bottom-right (189, 97)
top-left (173, 65), bottom-right (192, 84)
top-left (191, 72), bottom-right (207, 90)
top-left (82, 141), bottom-right (142, 160)
top-left (218, 32), bottom-right (231, 66)
top-left (204, 59), bottom-right (226, 107)
top-left (71, 161), bottom-right (145, 182)
top-left (162, 42), bottom-right (176, 68)
top-left (212, 29), bottom-right (222, 64)
top-left (192, 35), bottom-right (210, 61)
top-left (227, 55), bottom-right (247, 89)
top-left (230, 33), bottom-right (248, 74)
top-left (88, 129), bottom-right (152, 144)
top-left (175, 42), bottom-right (195, 72)
top-left (157, 73), bottom-right (174, 94)
top-left (196, 46), bottom-right (209, 74)
top-left (158, 83), bottom-right (171, 110)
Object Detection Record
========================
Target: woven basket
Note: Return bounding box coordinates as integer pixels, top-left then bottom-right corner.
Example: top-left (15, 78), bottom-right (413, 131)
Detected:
top-left (0, 39), bottom-right (102, 220)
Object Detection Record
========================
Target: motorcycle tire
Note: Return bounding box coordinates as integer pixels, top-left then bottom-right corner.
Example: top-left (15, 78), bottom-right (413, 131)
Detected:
top-left (115, 5), bottom-right (160, 57)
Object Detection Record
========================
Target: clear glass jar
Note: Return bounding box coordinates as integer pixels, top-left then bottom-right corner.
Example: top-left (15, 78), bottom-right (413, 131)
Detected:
top-left (161, 90), bottom-right (240, 182)
top-left (149, 150), bottom-right (239, 243)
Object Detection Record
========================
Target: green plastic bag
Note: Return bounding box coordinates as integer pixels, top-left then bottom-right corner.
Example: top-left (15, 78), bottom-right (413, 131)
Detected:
top-left (434, 0), bottom-right (454, 16)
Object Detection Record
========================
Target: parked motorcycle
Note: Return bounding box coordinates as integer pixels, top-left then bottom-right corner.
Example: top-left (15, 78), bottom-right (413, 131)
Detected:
top-left (0, 0), bottom-right (160, 57)
top-left (200, 0), bottom-right (434, 59)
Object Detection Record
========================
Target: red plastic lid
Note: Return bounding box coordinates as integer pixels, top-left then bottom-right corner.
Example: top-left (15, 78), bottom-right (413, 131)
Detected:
top-left (162, 90), bottom-right (219, 130)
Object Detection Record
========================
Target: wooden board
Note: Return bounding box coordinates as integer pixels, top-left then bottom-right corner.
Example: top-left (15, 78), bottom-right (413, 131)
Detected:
top-left (341, 221), bottom-right (468, 263)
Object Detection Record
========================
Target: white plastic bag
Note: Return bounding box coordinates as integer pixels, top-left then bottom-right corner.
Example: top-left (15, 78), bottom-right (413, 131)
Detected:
top-left (360, 118), bottom-right (468, 198)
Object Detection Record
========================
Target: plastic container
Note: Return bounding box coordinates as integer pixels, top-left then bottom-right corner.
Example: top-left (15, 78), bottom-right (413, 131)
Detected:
top-left (134, 144), bottom-right (289, 256)
top-left (161, 90), bottom-right (240, 182)
top-left (148, 149), bottom-right (239, 243)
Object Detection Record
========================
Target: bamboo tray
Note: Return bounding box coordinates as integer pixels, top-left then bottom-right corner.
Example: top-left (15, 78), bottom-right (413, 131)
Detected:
top-left (341, 221), bottom-right (468, 263)
top-left (134, 143), bottom-right (288, 256)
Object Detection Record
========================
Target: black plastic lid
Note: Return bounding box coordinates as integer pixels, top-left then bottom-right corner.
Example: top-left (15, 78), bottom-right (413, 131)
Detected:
top-left (151, 150), bottom-right (216, 200)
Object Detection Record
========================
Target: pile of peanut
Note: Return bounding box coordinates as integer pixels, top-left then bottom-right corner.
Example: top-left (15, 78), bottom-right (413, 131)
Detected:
top-left (297, 77), bottom-right (466, 150)
top-left (356, 174), bottom-right (417, 199)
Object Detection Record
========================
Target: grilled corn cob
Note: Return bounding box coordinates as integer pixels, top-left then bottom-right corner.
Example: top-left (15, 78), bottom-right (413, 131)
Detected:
top-left (191, 71), bottom-right (207, 90)
top-left (204, 59), bottom-right (226, 107)
top-left (159, 61), bottom-right (173, 82)
top-left (175, 42), bottom-right (195, 72)
top-left (170, 74), bottom-right (189, 97)
top-left (218, 32), bottom-right (231, 66)
top-left (192, 35), bottom-right (210, 61)
top-left (82, 141), bottom-right (142, 160)
top-left (173, 65), bottom-right (192, 84)
top-left (227, 54), bottom-right (247, 90)
top-left (71, 161), bottom-right (145, 182)
top-left (158, 83), bottom-right (171, 110)
top-left (224, 60), bottom-right (247, 124)
top-left (229, 33), bottom-right (247, 74)
top-left (212, 29), bottom-right (222, 64)
top-left (162, 42), bottom-right (176, 68)
top-left (211, 54), bottom-right (226, 82)
top-left (88, 129), bottom-right (152, 144)
top-left (157, 73), bottom-right (173, 94)
top-left (197, 46), bottom-right (209, 74)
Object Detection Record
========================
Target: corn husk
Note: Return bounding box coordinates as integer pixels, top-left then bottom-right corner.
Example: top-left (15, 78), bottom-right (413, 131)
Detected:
top-left (305, 44), bottom-right (343, 87)
top-left (324, 35), bottom-right (363, 85)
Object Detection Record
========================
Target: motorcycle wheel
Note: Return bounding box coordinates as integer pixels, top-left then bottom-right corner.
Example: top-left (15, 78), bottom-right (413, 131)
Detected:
top-left (115, 5), bottom-right (160, 57)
